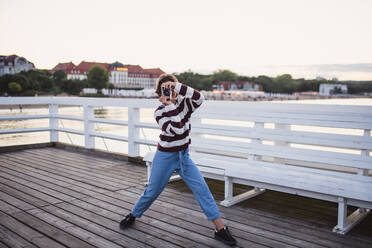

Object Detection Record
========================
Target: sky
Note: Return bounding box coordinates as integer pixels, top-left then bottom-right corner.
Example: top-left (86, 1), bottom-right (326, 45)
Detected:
top-left (1, 0), bottom-right (372, 80)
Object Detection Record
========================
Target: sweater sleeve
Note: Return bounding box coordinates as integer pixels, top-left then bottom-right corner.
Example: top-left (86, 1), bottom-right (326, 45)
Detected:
top-left (174, 82), bottom-right (204, 110)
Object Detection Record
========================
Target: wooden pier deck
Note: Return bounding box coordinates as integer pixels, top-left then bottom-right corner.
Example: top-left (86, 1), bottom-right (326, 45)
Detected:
top-left (0, 146), bottom-right (371, 248)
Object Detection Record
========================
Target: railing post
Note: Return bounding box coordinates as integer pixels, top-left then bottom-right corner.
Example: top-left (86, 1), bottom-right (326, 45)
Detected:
top-left (252, 122), bottom-right (264, 160)
top-left (274, 123), bottom-right (290, 163)
top-left (128, 106), bottom-right (140, 157)
top-left (84, 105), bottom-right (95, 149)
top-left (358, 130), bottom-right (370, 213)
top-left (49, 104), bottom-right (59, 142)
top-left (358, 129), bottom-right (370, 176)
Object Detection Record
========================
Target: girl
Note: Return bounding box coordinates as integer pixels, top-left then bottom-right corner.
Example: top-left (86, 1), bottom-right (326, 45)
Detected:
top-left (120, 74), bottom-right (237, 246)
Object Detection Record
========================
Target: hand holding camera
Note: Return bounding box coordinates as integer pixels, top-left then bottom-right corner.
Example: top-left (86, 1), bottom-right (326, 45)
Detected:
top-left (159, 81), bottom-right (176, 105)
top-left (161, 81), bottom-right (176, 90)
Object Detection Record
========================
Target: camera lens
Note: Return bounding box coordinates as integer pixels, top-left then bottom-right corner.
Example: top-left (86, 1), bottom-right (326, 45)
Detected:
top-left (162, 88), bottom-right (170, 96)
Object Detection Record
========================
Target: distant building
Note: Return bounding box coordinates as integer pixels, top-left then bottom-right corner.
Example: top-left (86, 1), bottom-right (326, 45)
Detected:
top-left (316, 76), bottom-right (326, 81)
top-left (316, 76), bottom-right (339, 82)
top-left (319, 84), bottom-right (348, 96)
top-left (214, 81), bottom-right (263, 91)
top-left (49, 62), bottom-right (78, 79)
top-left (0, 55), bottom-right (35, 76)
top-left (50, 61), bottom-right (164, 89)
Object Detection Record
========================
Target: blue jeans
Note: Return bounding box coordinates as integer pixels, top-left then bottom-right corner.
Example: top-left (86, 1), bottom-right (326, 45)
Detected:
top-left (131, 148), bottom-right (221, 221)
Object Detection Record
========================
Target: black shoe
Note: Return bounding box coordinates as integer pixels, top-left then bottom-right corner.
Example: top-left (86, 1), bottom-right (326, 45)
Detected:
top-left (119, 213), bottom-right (136, 229)
top-left (214, 226), bottom-right (237, 246)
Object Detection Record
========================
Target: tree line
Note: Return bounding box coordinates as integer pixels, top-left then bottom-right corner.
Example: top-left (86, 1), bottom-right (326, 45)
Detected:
top-left (175, 70), bottom-right (372, 94)
top-left (0, 66), bottom-right (111, 96)
top-left (1, 67), bottom-right (371, 96)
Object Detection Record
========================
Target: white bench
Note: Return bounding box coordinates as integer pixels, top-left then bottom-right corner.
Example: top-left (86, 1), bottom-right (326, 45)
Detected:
top-left (143, 102), bottom-right (372, 235)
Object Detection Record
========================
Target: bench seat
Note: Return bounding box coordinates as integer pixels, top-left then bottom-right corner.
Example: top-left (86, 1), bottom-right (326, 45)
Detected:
top-left (144, 151), bottom-right (372, 203)
top-left (143, 149), bottom-right (372, 234)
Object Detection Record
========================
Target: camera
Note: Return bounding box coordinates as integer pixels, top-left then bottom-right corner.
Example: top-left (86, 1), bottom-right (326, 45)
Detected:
top-left (161, 87), bottom-right (171, 97)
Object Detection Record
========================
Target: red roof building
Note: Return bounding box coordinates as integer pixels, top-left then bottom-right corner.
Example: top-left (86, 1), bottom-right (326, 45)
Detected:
top-left (50, 60), bottom-right (165, 88)
top-left (143, 68), bottom-right (165, 77)
top-left (0, 54), bottom-right (35, 76)
top-left (75, 61), bottom-right (110, 74)
top-left (50, 62), bottom-right (76, 75)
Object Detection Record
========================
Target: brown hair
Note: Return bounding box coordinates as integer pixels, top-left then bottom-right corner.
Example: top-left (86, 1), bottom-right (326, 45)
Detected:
top-left (155, 73), bottom-right (179, 97)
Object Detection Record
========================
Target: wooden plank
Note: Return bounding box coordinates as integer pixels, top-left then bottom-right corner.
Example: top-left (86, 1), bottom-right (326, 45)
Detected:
top-left (0, 199), bottom-right (22, 214)
top-left (15, 150), bottom-right (136, 189)
top-left (83, 188), bottom-right (300, 248)
top-left (0, 168), bottom-right (76, 202)
top-left (0, 175), bottom-right (64, 205)
top-left (1, 153), bottom-right (124, 191)
top-left (0, 224), bottom-right (38, 248)
top-left (38, 147), bottom-right (146, 175)
top-left (54, 201), bottom-right (187, 248)
top-left (0, 182), bottom-right (50, 208)
top-left (0, 211), bottom-right (66, 248)
top-left (0, 241), bottom-right (9, 248)
top-left (32, 205), bottom-right (168, 248)
top-left (27, 208), bottom-right (125, 248)
top-left (33, 147), bottom-right (142, 175)
top-left (0, 160), bottom-right (96, 198)
top-left (0, 199), bottom-right (96, 248)
top-left (36, 147), bottom-right (124, 166)
top-left (11, 211), bottom-right (97, 248)
top-left (64, 198), bottom-right (207, 248)
top-left (23, 149), bottom-right (145, 184)
top-left (0, 157), bottom-right (111, 195)
top-left (36, 148), bottom-right (146, 183)
top-left (0, 164), bottom-right (87, 199)
top-left (52, 143), bottom-right (132, 164)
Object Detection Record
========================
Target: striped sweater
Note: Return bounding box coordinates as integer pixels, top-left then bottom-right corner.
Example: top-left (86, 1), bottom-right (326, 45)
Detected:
top-left (154, 82), bottom-right (204, 152)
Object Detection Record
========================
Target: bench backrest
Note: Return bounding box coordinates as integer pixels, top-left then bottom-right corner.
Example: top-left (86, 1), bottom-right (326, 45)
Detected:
top-left (189, 101), bottom-right (372, 176)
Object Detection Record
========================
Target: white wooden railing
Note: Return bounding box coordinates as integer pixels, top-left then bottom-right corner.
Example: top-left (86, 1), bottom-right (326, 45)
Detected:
top-left (0, 97), bottom-right (162, 157)
top-left (0, 97), bottom-right (371, 161)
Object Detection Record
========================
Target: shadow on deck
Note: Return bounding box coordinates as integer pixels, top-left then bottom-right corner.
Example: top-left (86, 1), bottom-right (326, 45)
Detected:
top-left (0, 144), bottom-right (371, 248)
